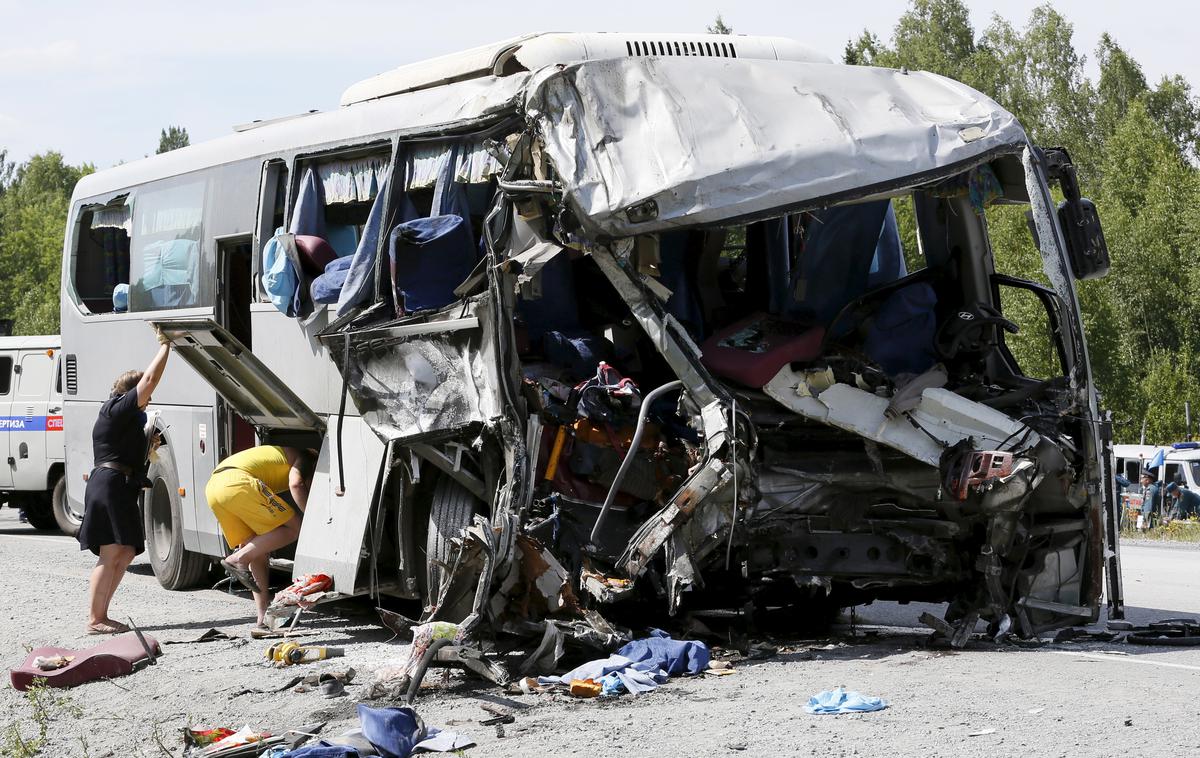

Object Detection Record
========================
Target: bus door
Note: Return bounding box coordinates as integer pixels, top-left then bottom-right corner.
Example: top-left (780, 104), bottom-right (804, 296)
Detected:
top-left (151, 318), bottom-right (325, 451)
top-left (10, 350), bottom-right (55, 491)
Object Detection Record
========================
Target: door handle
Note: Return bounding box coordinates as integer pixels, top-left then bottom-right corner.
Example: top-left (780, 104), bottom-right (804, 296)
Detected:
top-left (48, 406), bottom-right (61, 413)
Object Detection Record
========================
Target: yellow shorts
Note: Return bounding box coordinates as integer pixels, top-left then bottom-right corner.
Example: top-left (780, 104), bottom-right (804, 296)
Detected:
top-left (205, 468), bottom-right (295, 548)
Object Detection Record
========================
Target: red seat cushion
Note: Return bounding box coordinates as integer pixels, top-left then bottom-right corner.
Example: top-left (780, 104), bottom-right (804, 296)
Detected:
top-left (700, 313), bottom-right (825, 388)
top-left (293, 235), bottom-right (337, 277)
top-left (10, 632), bottom-right (160, 691)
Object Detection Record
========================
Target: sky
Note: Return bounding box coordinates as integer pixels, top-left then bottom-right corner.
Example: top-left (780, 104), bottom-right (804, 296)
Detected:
top-left (1, 0), bottom-right (1195, 170)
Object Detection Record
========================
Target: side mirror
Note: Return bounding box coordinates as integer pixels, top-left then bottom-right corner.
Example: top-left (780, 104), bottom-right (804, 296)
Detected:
top-left (1057, 196), bottom-right (1110, 281)
top-left (1040, 147), bottom-right (1110, 281)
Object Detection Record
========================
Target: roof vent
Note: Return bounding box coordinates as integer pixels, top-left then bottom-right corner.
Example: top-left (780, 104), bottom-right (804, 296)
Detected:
top-left (624, 39), bottom-right (737, 58)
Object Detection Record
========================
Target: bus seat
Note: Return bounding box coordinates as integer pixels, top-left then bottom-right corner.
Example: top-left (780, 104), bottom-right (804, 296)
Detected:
top-left (700, 313), bottom-right (825, 388)
top-left (388, 214), bottom-right (474, 314)
top-left (516, 251), bottom-right (582, 349)
top-left (311, 256), bottom-right (353, 304)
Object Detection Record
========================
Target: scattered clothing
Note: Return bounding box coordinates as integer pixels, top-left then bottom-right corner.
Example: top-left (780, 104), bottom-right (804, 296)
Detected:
top-left (538, 629), bottom-right (709, 696)
top-left (804, 687), bottom-right (888, 714)
top-left (616, 628), bottom-right (710, 676)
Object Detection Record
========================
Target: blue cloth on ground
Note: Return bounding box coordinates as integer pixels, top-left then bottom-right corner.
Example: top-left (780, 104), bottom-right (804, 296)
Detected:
top-left (616, 628), bottom-right (710, 676)
top-left (282, 744), bottom-right (362, 758)
top-left (804, 687), bottom-right (888, 714)
top-left (389, 214), bottom-right (474, 313)
top-left (358, 705), bottom-right (423, 758)
top-left (537, 629), bottom-right (710, 696)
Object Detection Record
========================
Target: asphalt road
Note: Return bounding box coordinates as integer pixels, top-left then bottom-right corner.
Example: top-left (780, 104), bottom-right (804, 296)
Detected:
top-left (2, 507), bottom-right (1199, 757)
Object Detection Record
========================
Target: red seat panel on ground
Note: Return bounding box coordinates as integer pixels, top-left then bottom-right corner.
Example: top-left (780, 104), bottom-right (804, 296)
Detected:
top-left (9, 632), bottom-right (160, 691)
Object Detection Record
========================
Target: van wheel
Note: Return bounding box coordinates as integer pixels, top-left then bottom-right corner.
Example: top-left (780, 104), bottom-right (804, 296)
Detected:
top-left (144, 459), bottom-right (208, 590)
top-left (51, 476), bottom-right (82, 537)
top-left (424, 476), bottom-right (481, 621)
top-left (23, 496), bottom-right (58, 531)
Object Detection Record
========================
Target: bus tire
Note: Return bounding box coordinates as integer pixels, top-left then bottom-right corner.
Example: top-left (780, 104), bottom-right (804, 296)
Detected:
top-left (424, 475), bottom-right (480, 620)
top-left (144, 458), bottom-right (208, 590)
top-left (50, 475), bottom-right (82, 537)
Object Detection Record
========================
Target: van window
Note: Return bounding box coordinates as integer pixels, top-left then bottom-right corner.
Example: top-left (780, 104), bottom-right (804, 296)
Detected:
top-left (17, 353), bottom-right (51, 398)
top-left (71, 200), bottom-right (131, 314)
top-left (1165, 462), bottom-right (1183, 486)
top-left (0, 356), bottom-right (11, 394)
top-left (129, 177), bottom-right (209, 311)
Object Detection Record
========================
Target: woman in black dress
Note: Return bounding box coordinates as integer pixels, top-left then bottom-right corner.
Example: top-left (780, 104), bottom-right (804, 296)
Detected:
top-left (77, 330), bottom-right (171, 634)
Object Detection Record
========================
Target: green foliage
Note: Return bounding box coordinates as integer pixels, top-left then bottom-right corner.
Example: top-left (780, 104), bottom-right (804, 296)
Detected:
top-left (707, 14), bottom-right (732, 35)
top-left (2, 677), bottom-right (83, 756)
top-left (850, 1), bottom-right (1200, 443)
top-left (0, 151), bottom-right (92, 335)
top-left (157, 125), bottom-right (190, 154)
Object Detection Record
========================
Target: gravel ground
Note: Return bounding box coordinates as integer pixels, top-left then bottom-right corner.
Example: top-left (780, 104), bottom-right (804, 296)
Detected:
top-left (3, 507), bottom-right (1200, 758)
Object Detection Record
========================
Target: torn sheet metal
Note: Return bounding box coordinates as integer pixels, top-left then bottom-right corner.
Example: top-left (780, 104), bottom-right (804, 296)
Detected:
top-left (327, 297), bottom-right (503, 443)
top-left (525, 58), bottom-right (1026, 236)
top-left (764, 367), bottom-right (1039, 467)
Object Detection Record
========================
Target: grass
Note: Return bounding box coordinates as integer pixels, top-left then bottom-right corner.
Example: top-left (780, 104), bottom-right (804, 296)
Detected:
top-left (1, 678), bottom-right (82, 757)
top-left (1120, 517), bottom-right (1200, 543)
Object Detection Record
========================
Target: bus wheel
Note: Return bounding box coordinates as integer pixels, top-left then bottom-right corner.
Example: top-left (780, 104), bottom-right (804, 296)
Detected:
top-left (424, 475), bottom-right (481, 621)
top-left (51, 475), bottom-right (82, 537)
top-left (144, 459), bottom-right (208, 590)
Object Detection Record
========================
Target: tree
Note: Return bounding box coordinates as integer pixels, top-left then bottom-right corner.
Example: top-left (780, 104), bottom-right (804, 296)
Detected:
top-left (0, 152), bottom-right (93, 335)
top-left (157, 126), bottom-right (190, 154)
top-left (707, 14), bottom-right (732, 35)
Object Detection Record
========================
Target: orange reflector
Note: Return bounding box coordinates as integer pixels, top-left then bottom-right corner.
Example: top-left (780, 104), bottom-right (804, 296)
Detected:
top-left (178, 487), bottom-right (186, 497)
top-left (46, 349), bottom-right (54, 357)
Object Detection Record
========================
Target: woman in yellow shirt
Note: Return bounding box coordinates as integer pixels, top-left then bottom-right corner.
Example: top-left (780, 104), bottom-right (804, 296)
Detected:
top-left (205, 445), bottom-right (314, 628)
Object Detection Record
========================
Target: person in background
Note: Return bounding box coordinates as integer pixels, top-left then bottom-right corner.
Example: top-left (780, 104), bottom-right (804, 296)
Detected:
top-left (1165, 482), bottom-right (1200, 522)
top-left (1138, 469), bottom-right (1160, 532)
top-left (204, 445), bottom-right (315, 631)
top-left (77, 328), bottom-right (171, 634)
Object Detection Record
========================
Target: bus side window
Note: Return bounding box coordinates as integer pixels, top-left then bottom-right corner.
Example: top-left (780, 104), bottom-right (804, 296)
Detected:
top-left (255, 160), bottom-right (288, 302)
top-left (71, 201), bottom-right (131, 314)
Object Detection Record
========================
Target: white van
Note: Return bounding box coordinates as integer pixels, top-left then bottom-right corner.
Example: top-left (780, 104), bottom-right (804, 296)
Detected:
top-left (0, 336), bottom-right (72, 534)
top-left (1114, 442), bottom-right (1200, 519)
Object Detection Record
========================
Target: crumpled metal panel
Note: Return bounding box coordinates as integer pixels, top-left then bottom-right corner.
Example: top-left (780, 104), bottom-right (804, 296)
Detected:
top-left (330, 299), bottom-right (503, 443)
top-left (525, 58), bottom-right (1027, 237)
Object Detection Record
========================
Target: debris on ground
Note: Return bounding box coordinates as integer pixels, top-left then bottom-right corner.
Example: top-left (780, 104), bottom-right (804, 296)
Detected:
top-left (538, 628), bottom-right (709, 697)
top-left (804, 687), bottom-right (888, 714)
top-left (10, 631), bottom-right (161, 690)
top-left (165, 628), bottom-right (239, 644)
top-left (280, 705), bottom-right (472, 757)
top-left (266, 641), bottom-right (346, 667)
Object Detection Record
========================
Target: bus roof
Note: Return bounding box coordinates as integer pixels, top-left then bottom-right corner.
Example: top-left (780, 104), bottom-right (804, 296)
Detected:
top-left (72, 32), bottom-right (827, 204)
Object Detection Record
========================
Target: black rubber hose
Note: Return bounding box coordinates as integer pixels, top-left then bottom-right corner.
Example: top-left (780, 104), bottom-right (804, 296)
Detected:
top-left (590, 380), bottom-right (683, 546)
top-left (335, 335), bottom-right (349, 496)
top-left (404, 637), bottom-right (453, 703)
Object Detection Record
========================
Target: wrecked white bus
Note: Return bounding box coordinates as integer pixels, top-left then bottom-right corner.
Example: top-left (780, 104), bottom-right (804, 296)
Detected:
top-left (60, 32), bottom-right (1121, 652)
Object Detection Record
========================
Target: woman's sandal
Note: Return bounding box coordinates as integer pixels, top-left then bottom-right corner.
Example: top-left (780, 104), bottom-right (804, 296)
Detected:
top-left (220, 559), bottom-right (262, 594)
top-left (86, 620), bottom-right (129, 635)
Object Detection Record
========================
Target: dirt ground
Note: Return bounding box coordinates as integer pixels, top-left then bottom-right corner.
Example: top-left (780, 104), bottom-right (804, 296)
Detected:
top-left (3, 508), bottom-right (1200, 758)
